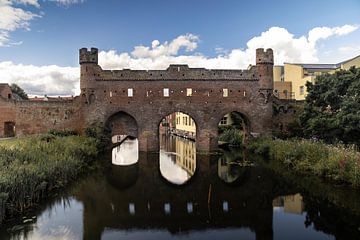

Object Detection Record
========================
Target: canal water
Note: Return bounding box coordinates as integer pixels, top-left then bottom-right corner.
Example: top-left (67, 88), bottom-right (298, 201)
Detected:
top-left (1, 134), bottom-right (360, 240)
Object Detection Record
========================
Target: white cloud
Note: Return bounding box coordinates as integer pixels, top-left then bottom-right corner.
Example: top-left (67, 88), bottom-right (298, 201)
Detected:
top-left (0, 0), bottom-right (40, 46)
top-left (0, 61), bottom-right (79, 96)
top-left (0, 24), bottom-right (358, 96)
top-left (308, 24), bottom-right (359, 45)
top-left (48, 0), bottom-right (85, 6)
top-left (99, 24), bottom-right (359, 70)
top-left (0, 0), bottom-right (85, 46)
top-left (338, 45), bottom-right (360, 53)
top-left (12, 0), bottom-right (40, 7)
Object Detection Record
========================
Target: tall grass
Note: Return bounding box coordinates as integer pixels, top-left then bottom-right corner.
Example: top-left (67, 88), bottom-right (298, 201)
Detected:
top-left (0, 135), bottom-right (98, 223)
top-left (249, 138), bottom-right (360, 187)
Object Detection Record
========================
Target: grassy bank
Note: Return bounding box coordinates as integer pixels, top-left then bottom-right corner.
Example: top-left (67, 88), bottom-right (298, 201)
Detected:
top-left (249, 138), bottom-right (360, 187)
top-left (0, 135), bottom-right (99, 223)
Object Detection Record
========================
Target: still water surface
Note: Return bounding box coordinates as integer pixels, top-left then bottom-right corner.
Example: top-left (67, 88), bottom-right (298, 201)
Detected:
top-left (1, 134), bottom-right (360, 240)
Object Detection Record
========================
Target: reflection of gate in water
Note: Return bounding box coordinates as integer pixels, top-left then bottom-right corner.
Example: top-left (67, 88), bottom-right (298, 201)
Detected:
top-left (4, 121), bottom-right (15, 137)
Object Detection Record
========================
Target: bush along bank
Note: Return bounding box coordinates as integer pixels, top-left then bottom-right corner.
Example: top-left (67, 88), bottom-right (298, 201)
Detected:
top-left (218, 125), bottom-right (244, 147)
top-left (249, 138), bottom-right (360, 187)
top-left (0, 134), bottom-right (99, 224)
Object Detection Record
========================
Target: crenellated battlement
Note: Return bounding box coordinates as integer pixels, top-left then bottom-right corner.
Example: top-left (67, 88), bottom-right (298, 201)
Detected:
top-left (79, 47), bottom-right (98, 64)
top-left (256, 48), bottom-right (273, 65)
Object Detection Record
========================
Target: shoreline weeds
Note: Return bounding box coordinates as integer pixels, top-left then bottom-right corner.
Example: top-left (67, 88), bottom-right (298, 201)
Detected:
top-left (249, 138), bottom-right (360, 187)
top-left (0, 135), bottom-right (99, 224)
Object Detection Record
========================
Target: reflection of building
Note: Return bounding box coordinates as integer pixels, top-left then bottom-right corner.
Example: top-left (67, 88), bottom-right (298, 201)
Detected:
top-left (273, 55), bottom-right (360, 100)
top-left (272, 193), bottom-right (304, 215)
top-left (175, 137), bottom-right (196, 175)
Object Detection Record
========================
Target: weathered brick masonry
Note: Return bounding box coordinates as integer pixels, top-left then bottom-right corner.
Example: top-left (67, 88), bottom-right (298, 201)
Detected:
top-left (0, 48), bottom-right (274, 152)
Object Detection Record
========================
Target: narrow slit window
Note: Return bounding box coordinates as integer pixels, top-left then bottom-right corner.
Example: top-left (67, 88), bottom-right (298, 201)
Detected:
top-left (243, 91), bottom-right (246, 97)
top-left (163, 88), bottom-right (169, 97)
top-left (109, 91), bottom-right (113, 98)
top-left (128, 88), bottom-right (133, 97)
top-left (187, 88), bottom-right (192, 96)
top-left (223, 88), bottom-right (228, 97)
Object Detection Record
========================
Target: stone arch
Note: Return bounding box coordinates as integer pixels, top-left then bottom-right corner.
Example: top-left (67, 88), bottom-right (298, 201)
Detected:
top-left (156, 109), bottom-right (200, 141)
top-left (215, 110), bottom-right (251, 145)
top-left (105, 111), bottom-right (138, 138)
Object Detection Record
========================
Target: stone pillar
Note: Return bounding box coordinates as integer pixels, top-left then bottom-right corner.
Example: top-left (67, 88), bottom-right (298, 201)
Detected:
top-left (197, 128), bottom-right (218, 153)
top-left (138, 129), bottom-right (159, 152)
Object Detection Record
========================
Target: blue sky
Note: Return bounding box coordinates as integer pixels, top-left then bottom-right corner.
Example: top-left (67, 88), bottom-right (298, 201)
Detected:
top-left (0, 0), bottom-right (359, 95)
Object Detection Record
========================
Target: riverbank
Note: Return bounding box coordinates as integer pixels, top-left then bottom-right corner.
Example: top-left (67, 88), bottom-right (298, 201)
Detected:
top-left (249, 138), bottom-right (360, 187)
top-left (0, 135), bottom-right (99, 224)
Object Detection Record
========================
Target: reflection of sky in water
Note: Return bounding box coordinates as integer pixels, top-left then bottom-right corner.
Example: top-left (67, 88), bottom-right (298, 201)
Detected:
top-left (112, 139), bottom-right (139, 165)
top-left (272, 193), bottom-right (333, 240)
top-left (159, 135), bottom-right (197, 185)
top-left (159, 150), bottom-right (190, 185)
top-left (18, 198), bottom-right (83, 240)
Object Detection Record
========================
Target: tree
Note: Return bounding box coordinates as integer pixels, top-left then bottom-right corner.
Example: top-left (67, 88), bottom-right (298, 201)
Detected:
top-left (10, 83), bottom-right (28, 100)
top-left (300, 67), bottom-right (360, 146)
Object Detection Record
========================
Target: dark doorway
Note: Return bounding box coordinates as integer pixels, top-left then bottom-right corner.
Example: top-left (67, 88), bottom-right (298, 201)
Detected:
top-left (4, 122), bottom-right (15, 137)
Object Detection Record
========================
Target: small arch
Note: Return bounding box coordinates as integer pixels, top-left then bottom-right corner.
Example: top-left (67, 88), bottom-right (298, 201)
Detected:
top-left (106, 111), bottom-right (138, 139)
top-left (106, 111), bottom-right (139, 165)
top-left (217, 111), bottom-right (251, 147)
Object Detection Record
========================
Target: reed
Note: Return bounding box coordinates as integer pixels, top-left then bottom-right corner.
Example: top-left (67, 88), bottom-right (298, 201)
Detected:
top-left (0, 135), bottom-right (98, 220)
top-left (249, 138), bottom-right (360, 187)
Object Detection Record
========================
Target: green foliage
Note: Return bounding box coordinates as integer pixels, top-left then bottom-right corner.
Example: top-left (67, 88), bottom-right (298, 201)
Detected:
top-left (85, 125), bottom-right (111, 150)
top-left (300, 67), bottom-right (360, 146)
top-left (48, 129), bottom-right (78, 137)
top-left (249, 138), bottom-right (360, 187)
top-left (218, 128), bottom-right (243, 146)
top-left (0, 135), bottom-right (98, 217)
top-left (10, 83), bottom-right (28, 100)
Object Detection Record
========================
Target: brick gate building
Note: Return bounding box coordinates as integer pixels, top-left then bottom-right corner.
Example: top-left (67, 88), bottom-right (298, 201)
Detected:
top-left (0, 48), bottom-right (274, 152)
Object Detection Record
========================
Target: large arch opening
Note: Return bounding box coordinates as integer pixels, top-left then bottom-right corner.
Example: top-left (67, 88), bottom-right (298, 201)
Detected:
top-left (106, 111), bottom-right (139, 166)
top-left (158, 112), bottom-right (197, 185)
top-left (217, 111), bottom-right (250, 148)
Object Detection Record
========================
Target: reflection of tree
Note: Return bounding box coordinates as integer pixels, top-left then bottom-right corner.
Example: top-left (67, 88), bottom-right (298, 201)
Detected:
top-left (218, 149), bottom-right (253, 184)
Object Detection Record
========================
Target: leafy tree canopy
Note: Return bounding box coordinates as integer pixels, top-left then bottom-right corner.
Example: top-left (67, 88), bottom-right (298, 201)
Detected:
top-left (10, 83), bottom-right (28, 100)
top-left (300, 66), bottom-right (360, 146)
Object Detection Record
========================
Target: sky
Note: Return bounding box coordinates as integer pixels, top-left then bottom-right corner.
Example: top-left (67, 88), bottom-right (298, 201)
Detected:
top-left (0, 0), bottom-right (359, 96)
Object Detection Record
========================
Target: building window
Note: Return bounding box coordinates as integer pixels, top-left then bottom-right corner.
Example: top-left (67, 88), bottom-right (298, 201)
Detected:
top-left (299, 86), bottom-right (304, 95)
top-left (186, 88), bottom-right (192, 96)
top-left (223, 88), bottom-right (228, 97)
top-left (220, 117), bottom-right (228, 125)
top-left (128, 88), bottom-right (133, 97)
top-left (163, 88), bottom-right (169, 97)
top-left (109, 91), bottom-right (113, 98)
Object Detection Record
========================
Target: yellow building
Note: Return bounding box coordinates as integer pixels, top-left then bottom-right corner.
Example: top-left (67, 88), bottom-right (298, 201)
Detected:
top-left (274, 54), bottom-right (360, 100)
top-left (175, 112), bottom-right (196, 135)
